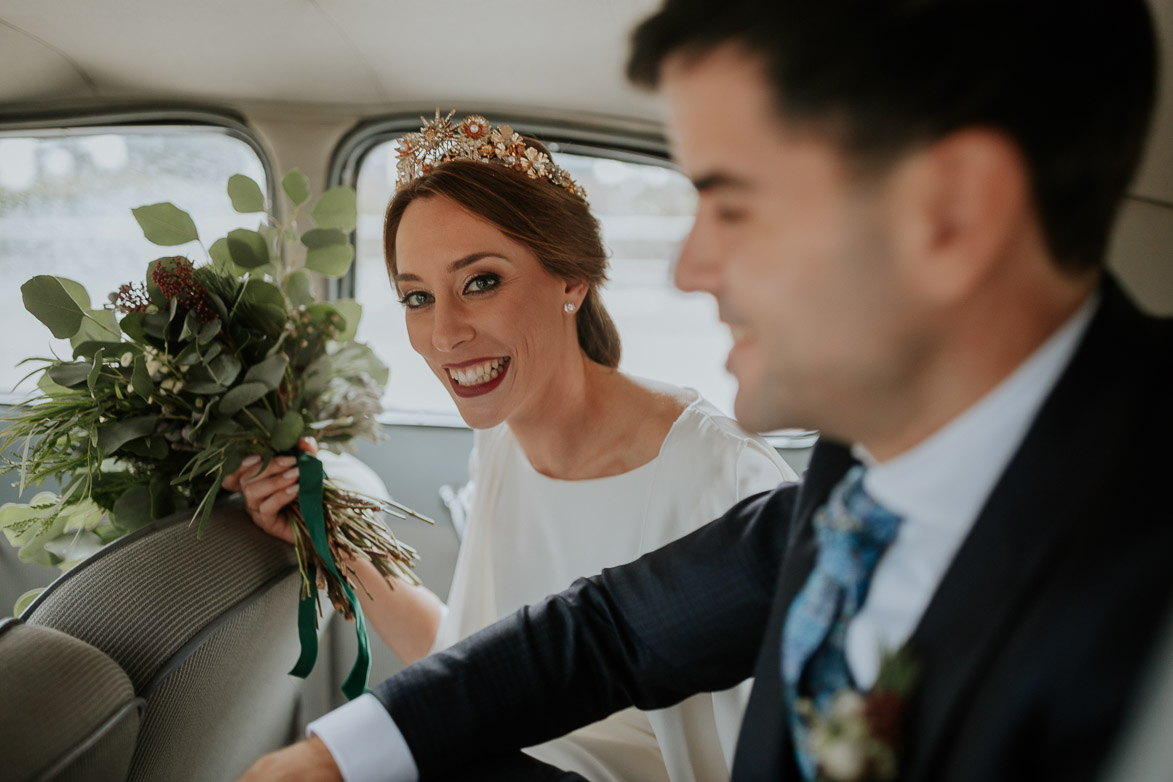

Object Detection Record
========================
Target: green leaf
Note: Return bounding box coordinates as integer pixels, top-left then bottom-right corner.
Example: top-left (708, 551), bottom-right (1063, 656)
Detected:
top-left (72, 341), bottom-right (134, 361)
top-left (14, 588), bottom-right (42, 617)
top-left (198, 318), bottom-right (222, 344)
top-left (37, 371), bottom-right (72, 396)
top-left (22, 276), bottom-right (86, 339)
top-left (227, 228), bottom-right (270, 269)
top-left (228, 174), bottom-right (266, 213)
top-left (311, 186), bottom-right (357, 232)
top-left (300, 227), bottom-right (348, 249)
top-left (305, 243), bottom-right (355, 278)
top-left (207, 353), bottom-right (242, 386)
top-left (110, 484), bottom-right (152, 532)
top-left (332, 299), bottom-right (362, 342)
top-left (271, 410), bottom-right (305, 452)
top-left (96, 415), bottom-right (158, 455)
top-left (209, 238), bottom-right (237, 274)
top-left (132, 355), bottom-right (155, 401)
top-left (120, 312), bottom-right (146, 342)
top-left (71, 307), bottom-right (120, 349)
top-left (57, 278), bottom-right (92, 309)
top-left (179, 310), bottom-right (202, 342)
top-left (286, 270), bottom-right (313, 307)
top-left (86, 348), bottom-right (104, 395)
top-left (181, 381), bottom-right (227, 395)
top-left (219, 382), bottom-right (270, 415)
top-left (241, 278), bottom-right (285, 309)
top-left (242, 353), bottom-right (289, 391)
top-left (47, 362), bottom-right (92, 387)
top-left (242, 405), bottom-right (276, 435)
top-left (132, 203), bottom-right (199, 246)
top-left (149, 474), bottom-right (177, 520)
top-left (283, 169), bottom-right (311, 206)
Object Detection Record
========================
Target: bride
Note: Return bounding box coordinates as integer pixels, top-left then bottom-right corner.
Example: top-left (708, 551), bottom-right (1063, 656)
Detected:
top-left (224, 112), bottom-right (796, 782)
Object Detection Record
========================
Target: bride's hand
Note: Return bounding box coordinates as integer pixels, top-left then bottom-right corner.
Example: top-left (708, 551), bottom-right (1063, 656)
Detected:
top-left (222, 437), bottom-right (318, 544)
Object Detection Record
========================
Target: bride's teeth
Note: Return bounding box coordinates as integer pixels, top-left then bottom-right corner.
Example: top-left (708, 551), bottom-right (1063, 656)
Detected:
top-left (450, 358), bottom-right (508, 386)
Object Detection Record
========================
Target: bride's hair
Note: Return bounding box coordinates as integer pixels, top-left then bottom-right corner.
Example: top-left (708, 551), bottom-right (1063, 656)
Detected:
top-left (383, 145), bottom-right (621, 368)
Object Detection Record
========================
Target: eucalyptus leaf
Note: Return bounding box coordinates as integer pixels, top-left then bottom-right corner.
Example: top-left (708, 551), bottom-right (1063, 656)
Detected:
top-left (120, 312), bottom-right (146, 341)
top-left (198, 318), bottom-right (222, 344)
top-left (227, 174), bottom-right (266, 214)
top-left (179, 310), bottom-right (202, 342)
top-left (283, 169), bottom-right (311, 206)
top-left (14, 588), bottom-right (42, 617)
top-left (227, 228), bottom-right (270, 268)
top-left (286, 270), bottom-right (313, 307)
top-left (132, 355), bottom-right (155, 401)
top-left (37, 371), bottom-right (72, 396)
top-left (73, 341), bottom-right (135, 361)
top-left (175, 340), bottom-right (202, 366)
top-left (332, 299), bottom-right (362, 342)
top-left (56, 278), bottom-right (92, 309)
top-left (96, 415), bottom-right (158, 455)
top-left (219, 382), bottom-right (269, 414)
top-left (300, 227), bottom-right (348, 249)
top-left (242, 353), bottom-right (289, 391)
top-left (132, 203), bottom-right (199, 246)
top-left (305, 243), bottom-right (354, 278)
top-left (271, 410), bottom-right (305, 452)
top-left (71, 307), bottom-right (120, 349)
top-left (243, 405), bottom-right (276, 435)
top-left (209, 237), bottom-right (235, 272)
top-left (86, 348), bottom-right (105, 396)
top-left (47, 362), bottom-right (92, 388)
top-left (182, 381), bottom-right (228, 395)
top-left (241, 278), bottom-right (285, 309)
top-left (142, 310), bottom-right (170, 339)
top-left (149, 474), bottom-right (176, 520)
top-left (311, 186), bottom-right (357, 232)
top-left (110, 484), bottom-right (152, 532)
top-left (207, 353), bottom-right (242, 386)
top-left (22, 276), bottom-right (86, 339)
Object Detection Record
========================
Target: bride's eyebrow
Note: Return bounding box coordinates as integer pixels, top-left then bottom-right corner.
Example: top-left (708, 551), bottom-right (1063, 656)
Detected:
top-left (395, 253), bottom-right (512, 284)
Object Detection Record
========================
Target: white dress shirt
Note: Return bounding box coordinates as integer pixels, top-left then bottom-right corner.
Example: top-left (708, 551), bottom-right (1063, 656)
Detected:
top-left (310, 293), bottom-right (1098, 781)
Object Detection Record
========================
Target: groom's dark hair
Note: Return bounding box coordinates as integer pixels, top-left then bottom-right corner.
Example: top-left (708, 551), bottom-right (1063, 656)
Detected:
top-left (628, 0), bottom-right (1159, 274)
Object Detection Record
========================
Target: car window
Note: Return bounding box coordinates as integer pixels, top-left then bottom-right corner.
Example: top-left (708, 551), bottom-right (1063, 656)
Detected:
top-left (0, 125), bottom-right (268, 397)
top-left (350, 138), bottom-right (741, 423)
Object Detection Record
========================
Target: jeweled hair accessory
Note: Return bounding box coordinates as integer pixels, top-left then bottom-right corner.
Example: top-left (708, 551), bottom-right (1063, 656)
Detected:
top-left (395, 110), bottom-right (587, 202)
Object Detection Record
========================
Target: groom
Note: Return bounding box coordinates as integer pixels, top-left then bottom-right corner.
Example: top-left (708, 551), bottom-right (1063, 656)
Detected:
top-left (243, 0), bottom-right (1170, 780)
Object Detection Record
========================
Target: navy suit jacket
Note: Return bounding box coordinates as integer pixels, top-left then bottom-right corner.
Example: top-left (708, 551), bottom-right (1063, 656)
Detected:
top-left (375, 278), bottom-right (1173, 781)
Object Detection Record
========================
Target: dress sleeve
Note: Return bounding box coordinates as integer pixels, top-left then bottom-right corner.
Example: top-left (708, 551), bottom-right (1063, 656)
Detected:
top-left (737, 437), bottom-right (799, 497)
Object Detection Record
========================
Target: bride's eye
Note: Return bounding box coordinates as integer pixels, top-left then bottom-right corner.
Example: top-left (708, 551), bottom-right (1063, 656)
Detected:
top-left (399, 290), bottom-right (432, 309)
top-left (464, 273), bottom-right (500, 295)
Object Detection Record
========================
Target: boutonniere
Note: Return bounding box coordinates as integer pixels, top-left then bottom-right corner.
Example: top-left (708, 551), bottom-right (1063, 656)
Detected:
top-left (797, 647), bottom-right (921, 782)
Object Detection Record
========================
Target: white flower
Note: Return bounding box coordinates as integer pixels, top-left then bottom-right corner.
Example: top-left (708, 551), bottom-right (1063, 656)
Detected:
top-left (820, 737), bottom-right (868, 781)
top-left (120, 351), bottom-right (133, 367)
top-left (829, 690), bottom-right (867, 722)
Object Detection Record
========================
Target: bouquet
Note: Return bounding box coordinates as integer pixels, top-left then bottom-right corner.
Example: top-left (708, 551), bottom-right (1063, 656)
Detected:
top-left (0, 170), bottom-right (428, 695)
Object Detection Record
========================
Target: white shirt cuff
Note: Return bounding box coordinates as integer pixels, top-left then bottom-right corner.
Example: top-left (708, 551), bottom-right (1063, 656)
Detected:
top-left (307, 693), bottom-right (419, 782)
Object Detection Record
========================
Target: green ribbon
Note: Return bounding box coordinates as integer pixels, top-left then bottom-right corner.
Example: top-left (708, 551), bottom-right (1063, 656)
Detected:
top-left (288, 452), bottom-right (371, 701)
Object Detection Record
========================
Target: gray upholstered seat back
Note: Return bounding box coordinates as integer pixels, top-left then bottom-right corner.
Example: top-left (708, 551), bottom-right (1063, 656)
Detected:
top-left (0, 618), bottom-right (141, 781)
top-left (14, 501), bottom-right (306, 782)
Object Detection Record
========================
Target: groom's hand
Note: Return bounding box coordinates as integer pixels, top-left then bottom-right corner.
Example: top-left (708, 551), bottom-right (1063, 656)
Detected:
top-left (237, 736), bottom-right (343, 781)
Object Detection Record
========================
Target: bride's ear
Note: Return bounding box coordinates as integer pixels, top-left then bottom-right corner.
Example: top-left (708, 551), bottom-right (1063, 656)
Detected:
top-left (563, 278), bottom-right (589, 308)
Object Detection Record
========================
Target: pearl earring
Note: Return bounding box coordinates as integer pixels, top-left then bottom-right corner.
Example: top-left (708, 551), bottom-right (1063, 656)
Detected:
top-left (564, 302), bottom-right (576, 313)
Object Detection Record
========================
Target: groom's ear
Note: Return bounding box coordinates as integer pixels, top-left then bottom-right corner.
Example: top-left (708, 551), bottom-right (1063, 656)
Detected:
top-left (887, 128), bottom-right (1034, 305)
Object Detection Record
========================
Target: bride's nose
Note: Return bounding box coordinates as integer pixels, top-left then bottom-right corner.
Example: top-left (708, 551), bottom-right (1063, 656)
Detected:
top-left (431, 298), bottom-right (475, 352)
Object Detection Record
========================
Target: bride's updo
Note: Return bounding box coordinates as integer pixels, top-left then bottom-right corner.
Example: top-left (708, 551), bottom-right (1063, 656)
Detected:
top-left (383, 141), bottom-right (621, 369)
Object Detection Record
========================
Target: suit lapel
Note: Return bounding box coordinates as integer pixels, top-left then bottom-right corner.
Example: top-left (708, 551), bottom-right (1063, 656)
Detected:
top-left (901, 279), bottom-right (1159, 780)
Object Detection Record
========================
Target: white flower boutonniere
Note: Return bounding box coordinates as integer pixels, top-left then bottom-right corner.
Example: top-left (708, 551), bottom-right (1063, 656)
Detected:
top-left (797, 647), bottom-right (921, 782)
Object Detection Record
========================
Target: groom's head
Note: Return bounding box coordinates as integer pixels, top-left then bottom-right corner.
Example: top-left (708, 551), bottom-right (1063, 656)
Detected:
top-left (629, 0), bottom-right (1158, 452)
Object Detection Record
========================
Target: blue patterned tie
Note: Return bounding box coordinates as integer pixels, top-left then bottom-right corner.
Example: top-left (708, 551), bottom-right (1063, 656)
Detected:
top-left (781, 465), bottom-right (902, 780)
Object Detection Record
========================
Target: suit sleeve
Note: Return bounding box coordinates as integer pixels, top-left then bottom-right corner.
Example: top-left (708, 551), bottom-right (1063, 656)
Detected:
top-left (372, 484), bottom-right (798, 779)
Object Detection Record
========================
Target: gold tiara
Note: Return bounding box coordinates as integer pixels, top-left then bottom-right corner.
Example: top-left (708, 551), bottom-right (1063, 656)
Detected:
top-left (395, 110), bottom-right (587, 202)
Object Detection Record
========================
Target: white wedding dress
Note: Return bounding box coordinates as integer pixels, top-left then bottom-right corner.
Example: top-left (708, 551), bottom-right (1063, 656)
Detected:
top-left (430, 392), bottom-right (797, 782)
